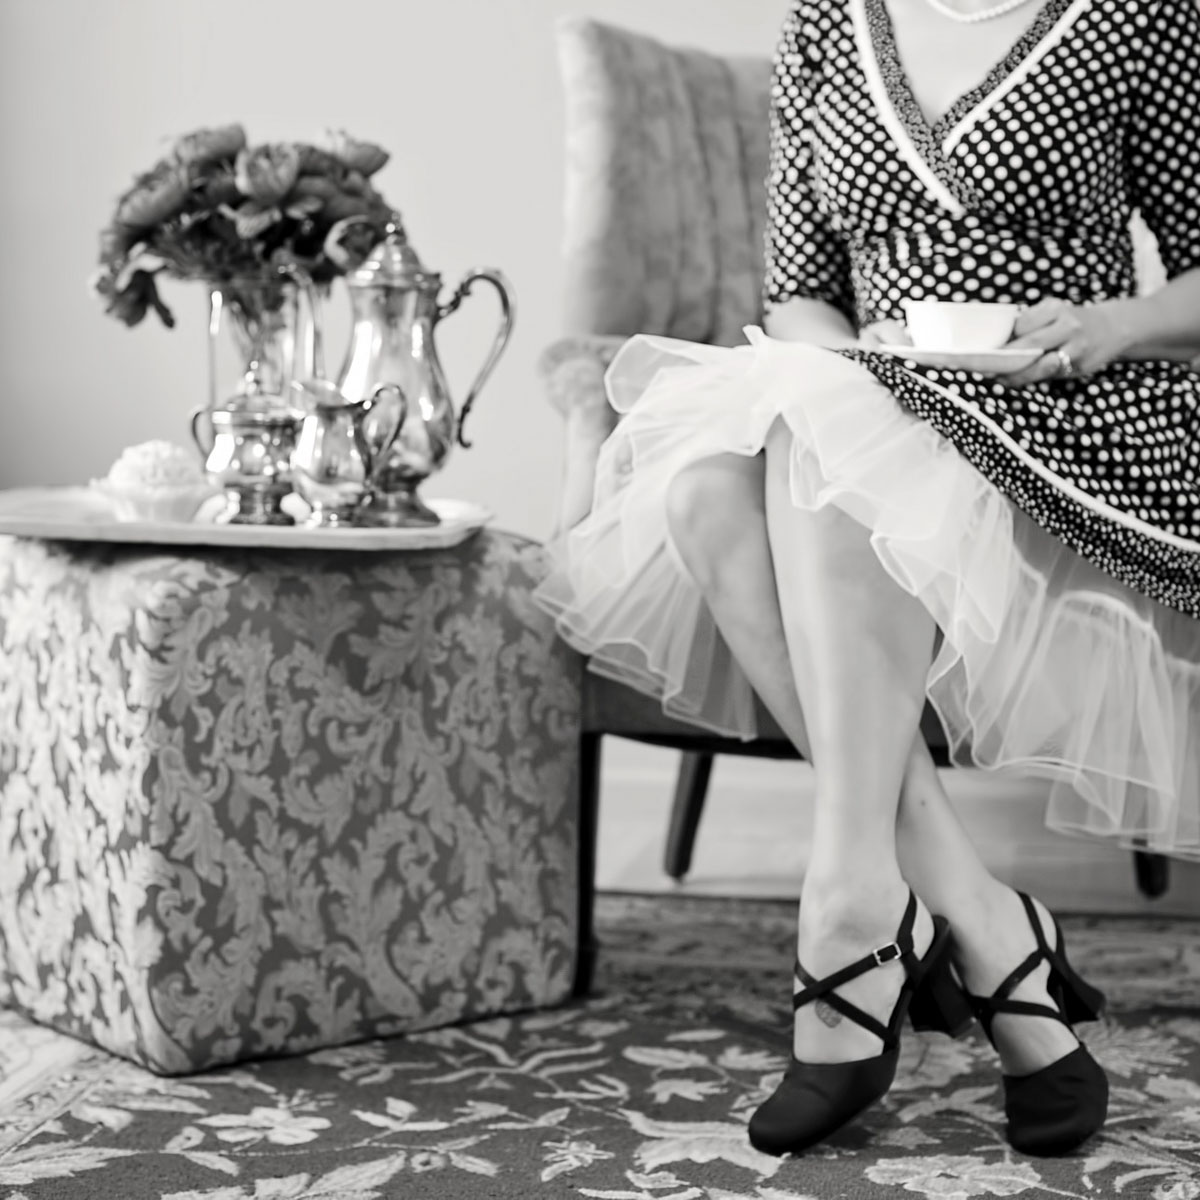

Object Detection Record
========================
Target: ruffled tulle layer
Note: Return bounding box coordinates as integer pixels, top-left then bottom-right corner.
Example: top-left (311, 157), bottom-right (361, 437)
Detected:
top-left (534, 329), bottom-right (1200, 860)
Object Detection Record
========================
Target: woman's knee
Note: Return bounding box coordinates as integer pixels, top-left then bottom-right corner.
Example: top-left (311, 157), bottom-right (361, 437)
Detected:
top-left (664, 454), bottom-right (762, 579)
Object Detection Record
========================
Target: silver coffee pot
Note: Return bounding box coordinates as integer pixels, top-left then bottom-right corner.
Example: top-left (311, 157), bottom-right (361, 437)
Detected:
top-left (328, 216), bottom-right (515, 526)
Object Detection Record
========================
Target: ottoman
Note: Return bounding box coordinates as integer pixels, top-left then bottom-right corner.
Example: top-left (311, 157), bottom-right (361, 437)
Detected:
top-left (0, 528), bottom-right (583, 1075)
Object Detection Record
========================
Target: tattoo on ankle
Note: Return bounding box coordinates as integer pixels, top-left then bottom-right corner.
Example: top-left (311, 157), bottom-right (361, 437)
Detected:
top-left (815, 999), bottom-right (842, 1028)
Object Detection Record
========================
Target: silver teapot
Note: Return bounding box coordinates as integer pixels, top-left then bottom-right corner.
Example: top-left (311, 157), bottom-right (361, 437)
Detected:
top-left (328, 216), bottom-right (515, 526)
top-left (290, 378), bottom-right (407, 526)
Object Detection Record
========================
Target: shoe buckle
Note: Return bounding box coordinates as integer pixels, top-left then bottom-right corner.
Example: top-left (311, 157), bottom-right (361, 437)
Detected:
top-left (872, 942), bottom-right (902, 966)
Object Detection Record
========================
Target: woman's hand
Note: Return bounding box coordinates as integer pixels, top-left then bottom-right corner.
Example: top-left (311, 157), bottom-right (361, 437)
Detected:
top-left (1000, 298), bottom-right (1129, 386)
top-left (857, 319), bottom-right (911, 350)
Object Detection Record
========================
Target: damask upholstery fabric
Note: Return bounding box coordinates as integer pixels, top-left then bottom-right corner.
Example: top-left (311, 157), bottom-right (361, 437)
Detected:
top-left (0, 530), bottom-right (582, 1075)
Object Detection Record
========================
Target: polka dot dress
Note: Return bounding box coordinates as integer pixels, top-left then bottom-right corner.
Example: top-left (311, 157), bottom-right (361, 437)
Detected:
top-left (766, 0), bottom-right (1200, 617)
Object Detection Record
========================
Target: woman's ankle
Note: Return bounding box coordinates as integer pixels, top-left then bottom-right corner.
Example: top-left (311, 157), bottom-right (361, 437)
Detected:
top-left (894, 853), bottom-right (1009, 929)
top-left (939, 876), bottom-right (1019, 940)
top-left (799, 863), bottom-right (910, 935)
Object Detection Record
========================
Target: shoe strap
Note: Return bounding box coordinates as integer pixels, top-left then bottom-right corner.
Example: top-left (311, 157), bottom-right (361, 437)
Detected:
top-left (791, 890), bottom-right (922, 1049)
top-left (1020, 891), bottom-right (1074, 980)
top-left (966, 892), bottom-right (1073, 1041)
top-left (969, 995), bottom-right (1073, 1041)
top-left (1020, 892), bottom-right (1052, 955)
top-left (794, 959), bottom-right (894, 1044)
top-left (989, 947), bottom-right (1045, 1006)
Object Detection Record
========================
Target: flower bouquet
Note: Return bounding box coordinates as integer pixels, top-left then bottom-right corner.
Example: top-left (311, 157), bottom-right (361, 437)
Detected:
top-left (92, 124), bottom-right (394, 329)
top-left (92, 125), bottom-right (401, 418)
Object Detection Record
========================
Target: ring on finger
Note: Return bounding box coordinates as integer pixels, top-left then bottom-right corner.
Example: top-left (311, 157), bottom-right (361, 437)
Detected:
top-left (1053, 347), bottom-right (1074, 378)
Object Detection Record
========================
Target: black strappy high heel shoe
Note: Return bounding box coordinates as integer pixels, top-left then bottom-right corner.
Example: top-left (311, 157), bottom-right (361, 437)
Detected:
top-left (965, 892), bottom-right (1108, 1157)
top-left (748, 890), bottom-right (973, 1156)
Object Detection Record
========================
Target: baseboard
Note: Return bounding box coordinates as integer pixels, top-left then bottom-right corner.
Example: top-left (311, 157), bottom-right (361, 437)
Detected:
top-left (595, 738), bottom-right (1200, 916)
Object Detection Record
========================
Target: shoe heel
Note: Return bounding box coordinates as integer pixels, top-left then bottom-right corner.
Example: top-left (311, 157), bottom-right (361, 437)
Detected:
top-left (908, 919), bottom-right (974, 1038)
top-left (1051, 960), bottom-right (1104, 1027)
top-left (1056, 976), bottom-right (1106, 1025)
top-left (1050, 921), bottom-right (1107, 1024)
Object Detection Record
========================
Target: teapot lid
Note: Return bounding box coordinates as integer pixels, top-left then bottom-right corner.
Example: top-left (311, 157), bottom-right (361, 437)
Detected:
top-left (349, 217), bottom-right (439, 289)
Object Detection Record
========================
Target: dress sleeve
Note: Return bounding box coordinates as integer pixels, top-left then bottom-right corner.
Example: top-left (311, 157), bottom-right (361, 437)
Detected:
top-left (763, 1), bottom-right (856, 321)
top-left (1125, 0), bottom-right (1200, 280)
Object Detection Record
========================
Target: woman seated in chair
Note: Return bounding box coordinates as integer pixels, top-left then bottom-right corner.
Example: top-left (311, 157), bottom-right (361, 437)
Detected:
top-left (536, 0), bottom-right (1200, 1159)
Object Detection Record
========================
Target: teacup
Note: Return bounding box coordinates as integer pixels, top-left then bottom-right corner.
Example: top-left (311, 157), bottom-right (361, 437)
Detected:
top-left (902, 300), bottom-right (1019, 352)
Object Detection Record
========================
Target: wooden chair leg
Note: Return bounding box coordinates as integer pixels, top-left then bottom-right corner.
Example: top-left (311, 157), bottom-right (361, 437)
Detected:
top-left (572, 731), bottom-right (603, 997)
top-left (1133, 848), bottom-right (1170, 899)
top-left (663, 751), bottom-right (715, 880)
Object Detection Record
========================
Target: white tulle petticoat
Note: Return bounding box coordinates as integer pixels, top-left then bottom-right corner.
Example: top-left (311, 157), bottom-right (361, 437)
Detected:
top-left (534, 329), bottom-right (1200, 861)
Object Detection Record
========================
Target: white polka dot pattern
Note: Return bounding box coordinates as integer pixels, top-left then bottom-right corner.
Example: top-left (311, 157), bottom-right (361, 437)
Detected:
top-left (764, 0), bottom-right (1200, 618)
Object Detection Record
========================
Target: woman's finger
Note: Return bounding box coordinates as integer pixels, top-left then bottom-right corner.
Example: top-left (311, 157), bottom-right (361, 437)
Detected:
top-left (1007, 314), bottom-right (1075, 352)
top-left (1012, 298), bottom-right (1071, 337)
top-left (1003, 347), bottom-right (1077, 387)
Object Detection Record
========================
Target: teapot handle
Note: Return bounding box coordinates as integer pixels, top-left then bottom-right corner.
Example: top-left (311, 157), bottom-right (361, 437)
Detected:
top-left (190, 405), bottom-right (215, 459)
top-left (436, 268), bottom-right (515, 449)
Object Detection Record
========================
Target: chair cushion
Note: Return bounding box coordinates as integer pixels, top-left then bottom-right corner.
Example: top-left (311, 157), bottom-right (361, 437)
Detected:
top-left (583, 672), bottom-right (950, 753)
top-left (583, 671), bottom-right (788, 741)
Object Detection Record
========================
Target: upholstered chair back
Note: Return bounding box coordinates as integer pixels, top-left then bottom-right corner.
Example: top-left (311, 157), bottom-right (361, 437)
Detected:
top-left (557, 17), bottom-right (772, 346)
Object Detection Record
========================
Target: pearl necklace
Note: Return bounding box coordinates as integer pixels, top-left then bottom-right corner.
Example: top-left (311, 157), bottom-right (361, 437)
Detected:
top-left (923, 0), bottom-right (1036, 22)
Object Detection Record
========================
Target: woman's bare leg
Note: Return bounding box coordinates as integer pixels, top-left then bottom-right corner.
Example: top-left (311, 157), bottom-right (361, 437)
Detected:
top-left (663, 452), bottom-right (813, 759)
top-left (898, 742), bottom-right (1080, 1074)
top-left (759, 421), bottom-right (941, 1061)
top-left (665, 443), bottom-right (1078, 1075)
top-left (669, 446), bottom-right (929, 1062)
top-left (669, 438), bottom-right (934, 1063)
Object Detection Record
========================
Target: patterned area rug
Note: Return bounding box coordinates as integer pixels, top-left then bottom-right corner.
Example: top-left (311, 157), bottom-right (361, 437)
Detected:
top-left (1, 894), bottom-right (1198, 1200)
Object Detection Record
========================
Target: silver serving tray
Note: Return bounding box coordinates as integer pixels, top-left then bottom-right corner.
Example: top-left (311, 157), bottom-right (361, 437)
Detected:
top-left (0, 487), bottom-right (493, 551)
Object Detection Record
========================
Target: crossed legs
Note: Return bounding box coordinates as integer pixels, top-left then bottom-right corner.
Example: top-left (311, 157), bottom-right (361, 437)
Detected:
top-left (663, 425), bottom-right (1077, 1076)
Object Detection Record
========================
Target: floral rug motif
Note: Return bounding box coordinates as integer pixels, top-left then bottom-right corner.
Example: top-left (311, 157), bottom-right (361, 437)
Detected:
top-left (0, 894), bottom-right (1197, 1199)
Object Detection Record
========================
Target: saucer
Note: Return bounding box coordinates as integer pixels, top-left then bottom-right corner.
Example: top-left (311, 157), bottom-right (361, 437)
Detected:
top-left (877, 345), bottom-right (1042, 374)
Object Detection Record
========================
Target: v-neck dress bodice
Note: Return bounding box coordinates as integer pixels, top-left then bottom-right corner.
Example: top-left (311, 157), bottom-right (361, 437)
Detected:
top-left (872, 0), bottom-right (1069, 143)
top-left (772, 0), bottom-right (1198, 314)
top-left (535, 0), bottom-right (1200, 859)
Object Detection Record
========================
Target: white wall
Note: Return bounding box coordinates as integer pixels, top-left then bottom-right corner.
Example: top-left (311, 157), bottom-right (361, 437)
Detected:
top-left (0, 0), bottom-right (785, 542)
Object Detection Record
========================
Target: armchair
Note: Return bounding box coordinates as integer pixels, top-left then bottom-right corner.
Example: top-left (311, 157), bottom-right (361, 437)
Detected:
top-left (546, 18), bottom-right (1170, 992)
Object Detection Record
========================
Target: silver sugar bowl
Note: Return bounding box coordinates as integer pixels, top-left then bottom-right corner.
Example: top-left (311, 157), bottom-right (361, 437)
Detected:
top-left (191, 396), bottom-right (300, 525)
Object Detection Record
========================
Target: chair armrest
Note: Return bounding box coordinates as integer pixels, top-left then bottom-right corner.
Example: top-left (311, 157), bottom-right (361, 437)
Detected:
top-left (539, 334), bottom-right (629, 533)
